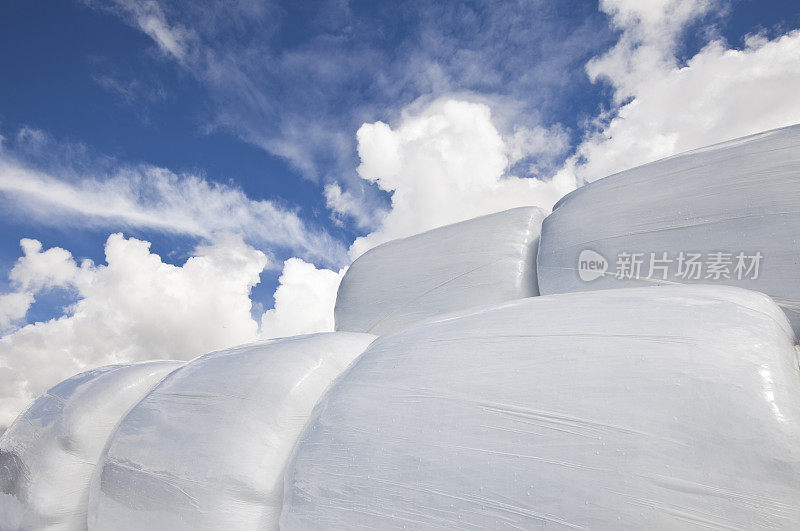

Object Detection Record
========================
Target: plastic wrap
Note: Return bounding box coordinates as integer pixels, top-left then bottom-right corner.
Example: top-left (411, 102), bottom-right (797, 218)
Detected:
top-left (335, 207), bottom-right (545, 336)
top-left (87, 332), bottom-right (375, 531)
top-left (0, 361), bottom-right (181, 530)
top-left (283, 285), bottom-right (800, 529)
top-left (537, 124), bottom-right (800, 335)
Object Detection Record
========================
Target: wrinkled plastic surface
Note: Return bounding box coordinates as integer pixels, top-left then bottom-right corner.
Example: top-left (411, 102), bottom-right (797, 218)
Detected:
top-left (283, 286), bottom-right (800, 529)
top-left (0, 361), bottom-right (181, 530)
top-left (537, 124), bottom-right (800, 335)
top-left (88, 332), bottom-right (375, 531)
top-left (335, 207), bottom-right (545, 336)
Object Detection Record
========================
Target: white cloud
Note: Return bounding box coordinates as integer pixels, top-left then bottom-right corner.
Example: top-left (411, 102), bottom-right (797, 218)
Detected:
top-left (574, 28), bottom-right (800, 182)
top-left (0, 240), bottom-right (86, 332)
top-left (0, 153), bottom-right (347, 266)
top-left (0, 293), bottom-right (33, 332)
top-left (10, 239), bottom-right (84, 292)
top-left (505, 124), bottom-right (570, 167)
top-left (259, 258), bottom-right (345, 339)
top-left (566, 0), bottom-right (800, 183)
top-left (105, 0), bottom-right (193, 62)
top-left (324, 182), bottom-right (385, 230)
top-left (586, 0), bottom-right (717, 102)
top-left (0, 233), bottom-right (268, 428)
top-left (348, 98), bottom-right (576, 257)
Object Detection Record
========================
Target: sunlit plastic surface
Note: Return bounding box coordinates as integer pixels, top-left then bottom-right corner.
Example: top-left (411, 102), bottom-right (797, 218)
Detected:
top-left (284, 286), bottom-right (800, 529)
top-left (537, 124), bottom-right (800, 335)
top-left (335, 207), bottom-right (545, 336)
top-left (0, 361), bottom-right (181, 530)
top-left (88, 332), bottom-right (375, 531)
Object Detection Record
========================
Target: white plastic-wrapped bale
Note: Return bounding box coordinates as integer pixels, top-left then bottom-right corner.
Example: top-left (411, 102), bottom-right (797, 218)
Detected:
top-left (0, 361), bottom-right (181, 531)
top-left (87, 332), bottom-right (375, 531)
top-left (335, 206), bottom-right (545, 336)
top-left (537, 124), bottom-right (800, 335)
top-left (283, 285), bottom-right (800, 529)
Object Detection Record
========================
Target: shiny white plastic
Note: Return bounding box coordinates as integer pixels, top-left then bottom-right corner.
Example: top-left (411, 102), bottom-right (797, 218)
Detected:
top-left (87, 332), bottom-right (375, 531)
top-left (335, 206), bottom-right (545, 336)
top-left (283, 285), bottom-right (800, 529)
top-left (537, 124), bottom-right (800, 335)
top-left (0, 361), bottom-right (181, 530)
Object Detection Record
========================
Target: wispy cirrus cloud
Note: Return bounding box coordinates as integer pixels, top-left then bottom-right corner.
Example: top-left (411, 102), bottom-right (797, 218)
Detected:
top-left (92, 0), bottom-right (616, 226)
top-left (97, 0), bottom-right (194, 62)
top-left (0, 129), bottom-right (348, 266)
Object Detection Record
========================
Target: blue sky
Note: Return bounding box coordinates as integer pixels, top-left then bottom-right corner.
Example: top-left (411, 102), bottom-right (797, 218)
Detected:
top-left (0, 0), bottom-right (614, 315)
top-left (1, 0), bottom-right (799, 425)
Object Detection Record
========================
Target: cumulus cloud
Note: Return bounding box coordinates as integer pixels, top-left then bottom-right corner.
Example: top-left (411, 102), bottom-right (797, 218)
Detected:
top-left (10, 239), bottom-right (85, 292)
top-left (259, 258), bottom-right (345, 339)
top-left (346, 99), bottom-right (576, 257)
top-left (0, 232), bottom-right (349, 428)
top-left (0, 293), bottom-right (33, 332)
top-left (0, 233), bottom-right (268, 427)
top-left (324, 182), bottom-right (385, 230)
top-left (0, 240), bottom-right (86, 332)
top-left (569, 0), bottom-right (800, 182)
top-left (586, 0), bottom-right (717, 101)
top-left (505, 124), bottom-right (570, 168)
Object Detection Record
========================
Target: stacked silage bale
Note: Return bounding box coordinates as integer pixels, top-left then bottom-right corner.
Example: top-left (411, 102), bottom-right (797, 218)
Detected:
top-left (2, 125), bottom-right (799, 530)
